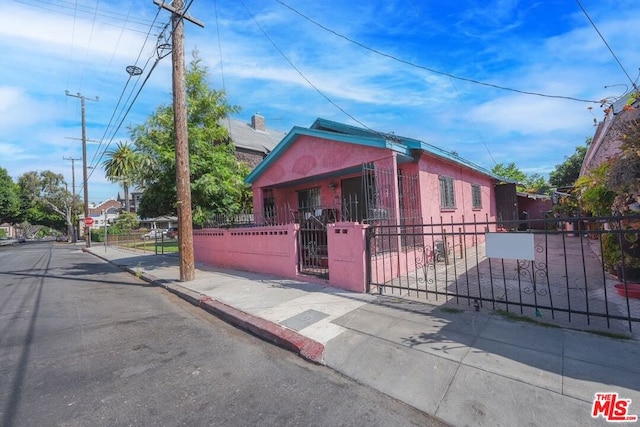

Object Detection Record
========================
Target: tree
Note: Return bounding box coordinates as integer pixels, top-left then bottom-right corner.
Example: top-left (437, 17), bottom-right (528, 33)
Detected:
top-left (113, 211), bottom-right (139, 232)
top-left (491, 162), bottom-right (550, 194)
top-left (0, 167), bottom-right (20, 224)
top-left (130, 51), bottom-right (250, 225)
top-left (16, 171), bottom-right (74, 232)
top-left (549, 140), bottom-right (589, 188)
top-left (491, 162), bottom-right (527, 184)
top-left (102, 141), bottom-right (139, 212)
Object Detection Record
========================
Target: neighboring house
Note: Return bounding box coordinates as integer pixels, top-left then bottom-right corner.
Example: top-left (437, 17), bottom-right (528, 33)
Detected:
top-left (139, 216), bottom-right (178, 231)
top-left (0, 223), bottom-right (16, 238)
top-left (123, 114), bottom-right (282, 213)
top-left (516, 192), bottom-right (552, 229)
top-left (117, 191), bottom-right (143, 214)
top-left (221, 114), bottom-right (286, 169)
top-left (245, 118), bottom-right (512, 226)
top-left (80, 199), bottom-right (123, 235)
top-left (581, 91), bottom-right (640, 176)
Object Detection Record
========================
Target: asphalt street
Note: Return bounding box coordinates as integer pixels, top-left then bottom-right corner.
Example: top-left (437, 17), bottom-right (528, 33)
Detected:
top-left (0, 242), bottom-right (447, 427)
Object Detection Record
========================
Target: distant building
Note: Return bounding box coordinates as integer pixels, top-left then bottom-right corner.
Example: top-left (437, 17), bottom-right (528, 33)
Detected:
top-left (117, 191), bottom-right (143, 214)
top-left (221, 114), bottom-right (285, 169)
top-left (114, 114), bottom-right (284, 213)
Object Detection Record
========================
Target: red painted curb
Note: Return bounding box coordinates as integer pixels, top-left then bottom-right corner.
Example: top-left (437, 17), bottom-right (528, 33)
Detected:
top-left (199, 297), bottom-right (325, 364)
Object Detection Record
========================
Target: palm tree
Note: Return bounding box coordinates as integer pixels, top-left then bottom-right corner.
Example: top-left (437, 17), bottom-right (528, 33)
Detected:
top-left (102, 142), bottom-right (138, 212)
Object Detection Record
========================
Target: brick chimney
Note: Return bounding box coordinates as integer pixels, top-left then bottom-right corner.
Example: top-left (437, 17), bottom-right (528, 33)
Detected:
top-left (251, 114), bottom-right (265, 132)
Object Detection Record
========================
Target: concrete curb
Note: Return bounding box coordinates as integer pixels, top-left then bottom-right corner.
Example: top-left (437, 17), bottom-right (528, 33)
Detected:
top-left (198, 296), bottom-right (325, 365)
top-left (165, 284), bottom-right (325, 364)
top-left (83, 248), bottom-right (325, 364)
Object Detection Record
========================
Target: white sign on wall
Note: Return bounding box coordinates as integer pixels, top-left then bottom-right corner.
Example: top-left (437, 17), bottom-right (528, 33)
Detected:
top-left (485, 232), bottom-right (535, 261)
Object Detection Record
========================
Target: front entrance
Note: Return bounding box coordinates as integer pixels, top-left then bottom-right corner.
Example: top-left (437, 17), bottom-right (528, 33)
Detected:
top-left (297, 187), bottom-right (330, 278)
top-left (298, 212), bottom-right (330, 278)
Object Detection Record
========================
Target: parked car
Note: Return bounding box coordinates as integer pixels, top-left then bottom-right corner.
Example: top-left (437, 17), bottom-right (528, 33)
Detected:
top-left (56, 235), bottom-right (70, 242)
top-left (142, 229), bottom-right (166, 240)
top-left (166, 227), bottom-right (178, 239)
top-left (0, 237), bottom-right (17, 246)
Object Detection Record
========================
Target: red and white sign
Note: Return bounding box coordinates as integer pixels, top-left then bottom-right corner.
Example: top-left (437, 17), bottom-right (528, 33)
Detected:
top-left (85, 217), bottom-right (94, 227)
top-left (592, 392), bottom-right (638, 422)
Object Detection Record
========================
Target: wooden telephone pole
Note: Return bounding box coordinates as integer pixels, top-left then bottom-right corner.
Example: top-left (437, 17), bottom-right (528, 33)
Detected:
top-left (65, 91), bottom-right (98, 248)
top-left (156, 0), bottom-right (204, 282)
top-left (63, 156), bottom-right (81, 243)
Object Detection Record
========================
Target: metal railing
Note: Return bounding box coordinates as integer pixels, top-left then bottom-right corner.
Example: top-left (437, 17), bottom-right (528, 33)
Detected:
top-left (368, 214), bottom-right (640, 333)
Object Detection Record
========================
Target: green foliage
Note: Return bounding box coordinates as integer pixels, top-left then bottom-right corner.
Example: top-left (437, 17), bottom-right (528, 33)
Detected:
top-left (601, 232), bottom-right (640, 271)
top-left (0, 167), bottom-right (20, 224)
top-left (0, 229), bottom-right (6, 238)
top-left (113, 211), bottom-right (139, 232)
top-left (102, 141), bottom-right (140, 212)
top-left (574, 162), bottom-right (616, 216)
top-left (16, 170), bottom-right (73, 231)
top-left (549, 142), bottom-right (589, 188)
top-left (491, 162), bottom-right (550, 194)
top-left (492, 162), bottom-right (526, 183)
top-left (131, 51), bottom-right (250, 224)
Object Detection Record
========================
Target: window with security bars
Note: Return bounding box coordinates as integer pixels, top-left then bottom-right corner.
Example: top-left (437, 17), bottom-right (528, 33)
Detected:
top-left (297, 187), bottom-right (321, 216)
top-left (439, 176), bottom-right (456, 209)
top-left (471, 184), bottom-right (482, 209)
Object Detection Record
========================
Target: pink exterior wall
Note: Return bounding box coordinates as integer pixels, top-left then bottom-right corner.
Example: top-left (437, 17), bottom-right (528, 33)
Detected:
top-left (418, 153), bottom-right (496, 223)
top-left (253, 135), bottom-right (391, 188)
top-left (251, 136), bottom-right (402, 222)
top-left (193, 223), bottom-right (370, 293)
top-left (518, 196), bottom-right (552, 229)
top-left (194, 225), bottom-right (299, 278)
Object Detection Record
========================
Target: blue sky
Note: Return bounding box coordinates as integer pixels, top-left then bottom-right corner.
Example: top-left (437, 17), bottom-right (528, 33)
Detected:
top-left (1, 0), bottom-right (638, 204)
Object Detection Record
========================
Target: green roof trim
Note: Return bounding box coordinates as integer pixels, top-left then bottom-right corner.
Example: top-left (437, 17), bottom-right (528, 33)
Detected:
top-left (245, 118), bottom-right (514, 184)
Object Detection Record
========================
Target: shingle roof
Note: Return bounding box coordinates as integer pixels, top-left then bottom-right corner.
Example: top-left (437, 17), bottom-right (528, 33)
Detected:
top-left (220, 116), bottom-right (286, 155)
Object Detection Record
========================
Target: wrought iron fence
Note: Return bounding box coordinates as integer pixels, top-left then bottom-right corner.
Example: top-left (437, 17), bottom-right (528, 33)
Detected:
top-left (368, 214), bottom-right (640, 333)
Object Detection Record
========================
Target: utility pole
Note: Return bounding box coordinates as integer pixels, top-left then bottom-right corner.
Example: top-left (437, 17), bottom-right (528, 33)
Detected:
top-left (65, 91), bottom-right (98, 248)
top-left (63, 156), bottom-right (81, 243)
top-left (156, 0), bottom-right (204, 282)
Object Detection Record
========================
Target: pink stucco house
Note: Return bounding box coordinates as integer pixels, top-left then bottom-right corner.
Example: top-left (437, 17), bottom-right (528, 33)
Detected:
top-left (246, 118), bottom-right (511, 224)
top-left (194, 118), bottom-right (513, 292)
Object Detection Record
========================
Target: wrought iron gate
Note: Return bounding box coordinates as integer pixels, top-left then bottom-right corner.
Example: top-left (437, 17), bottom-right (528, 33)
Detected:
top-left (298, 212), bottom-right (330, 278)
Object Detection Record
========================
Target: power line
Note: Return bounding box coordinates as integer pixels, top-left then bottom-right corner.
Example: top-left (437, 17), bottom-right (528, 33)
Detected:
top-left (239, 0), bottom-right (375, 133)
top-left (14, 0), bottom-right (165, 33)
top-left (274, 0), bottom-right (603, 105)
top-left (575, 0), bottom-right (637, 91)
top-left (87, 15), bottom-right (170, 173)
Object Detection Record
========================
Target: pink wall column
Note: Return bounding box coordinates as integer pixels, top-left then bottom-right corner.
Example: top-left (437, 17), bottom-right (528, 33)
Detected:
top-left (327, 222), bottom-right (369, 292)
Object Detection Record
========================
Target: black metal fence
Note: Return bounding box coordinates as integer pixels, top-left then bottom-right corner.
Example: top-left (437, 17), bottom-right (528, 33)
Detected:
top-left (368, 214), bottom-right (640, 333)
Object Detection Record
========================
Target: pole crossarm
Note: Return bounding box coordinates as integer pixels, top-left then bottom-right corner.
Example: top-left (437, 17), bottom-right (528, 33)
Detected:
top-left (153, 0), bottom-right (205, 27)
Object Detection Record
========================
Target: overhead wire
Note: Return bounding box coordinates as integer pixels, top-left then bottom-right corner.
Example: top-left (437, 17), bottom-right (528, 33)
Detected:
top-left (575, 0), bottom-right (638, 91)
top-left (273, 0), bottom-right (602, 105)
top-left (77, 0), bottom-right (100, 91)
top-left (239, 0), bottom-right (377, 133)
top-left (86, 0), bottom-right (198, 182)
top-left (14, 0), bottom-right (164, 34)
top-left (86, 19), bottom-right (170, 181)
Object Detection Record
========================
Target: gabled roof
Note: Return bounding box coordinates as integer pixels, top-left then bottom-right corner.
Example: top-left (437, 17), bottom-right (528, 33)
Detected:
top-left (220, 116), bottom-right (285, 155)
top-left (246, 118), bottom-right (512, 184)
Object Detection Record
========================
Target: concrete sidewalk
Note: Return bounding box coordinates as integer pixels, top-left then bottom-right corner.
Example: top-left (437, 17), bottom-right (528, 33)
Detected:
top-left (84, 245), bottom-right (640, 426)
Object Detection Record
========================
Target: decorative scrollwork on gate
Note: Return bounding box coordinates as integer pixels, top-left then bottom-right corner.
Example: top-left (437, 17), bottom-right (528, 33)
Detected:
top-left (415, 245), bottom-right (436, 286)
top-left (518, 244), bottom-right (548, 296)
